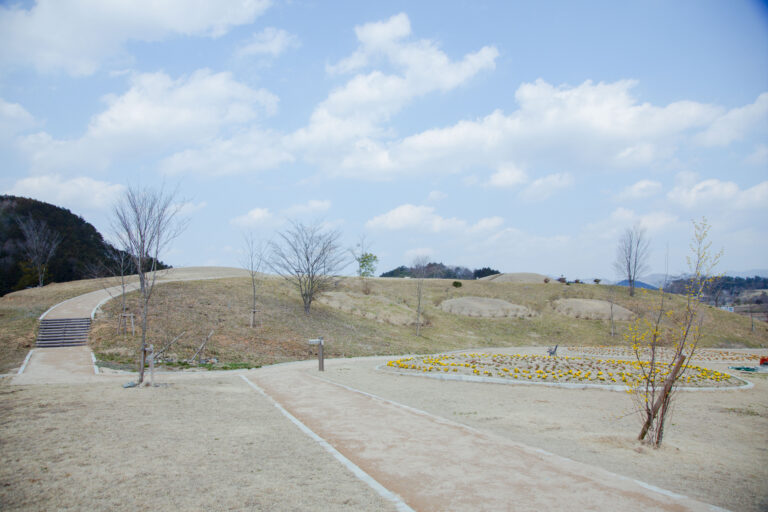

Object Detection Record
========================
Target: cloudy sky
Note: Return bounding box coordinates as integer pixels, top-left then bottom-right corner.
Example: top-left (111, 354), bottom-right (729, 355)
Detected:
top-left (2, 0), bottom-right (767, 279)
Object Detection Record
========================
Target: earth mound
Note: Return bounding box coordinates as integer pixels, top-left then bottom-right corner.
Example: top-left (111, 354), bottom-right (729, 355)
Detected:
top-left (479, 272), bottom-right (549, 284)
top-left (553, 298), bottom-right (634, 320)
top-left (439, 297), bottom-right (535, 318)
top-left (317, 292), bottom-right (416, 325)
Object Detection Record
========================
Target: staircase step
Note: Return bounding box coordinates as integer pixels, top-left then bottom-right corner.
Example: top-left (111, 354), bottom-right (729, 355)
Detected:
top-left (36, 317), bottom-right (92, 348)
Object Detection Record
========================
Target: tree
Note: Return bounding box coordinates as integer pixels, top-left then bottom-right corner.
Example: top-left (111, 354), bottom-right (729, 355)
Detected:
top-left (412, 256), bottom-right (429, 336)
top-left (614, 224), bottom-right (650, 297)
top-left (626, 218), bottom-right (721, 447)
top-left (241, 232), bottom-right (266, 328)
top-left (351, 236), bottom-right (378, 295)
top-left (473, 267), bottom-right (500, 279)
top-left (15, 216), bottom-right (62, 287)
top-left (269, 221), bottom-right (346, 315)
top-left (112, 186), bottom-right (186, 385)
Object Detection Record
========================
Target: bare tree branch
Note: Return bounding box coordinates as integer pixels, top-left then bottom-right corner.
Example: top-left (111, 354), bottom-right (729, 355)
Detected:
top-left (111, 185), bottom-right (187, 385)
top-left (614, 224), bottom-right (650, 297)
top-left (269, 221), bottom-right (347, 315)
top-left (15, 216), bottom-right (62, 287)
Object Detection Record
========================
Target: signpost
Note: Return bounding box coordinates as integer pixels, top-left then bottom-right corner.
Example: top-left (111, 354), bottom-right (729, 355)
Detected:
top-left (309, 337), bottom-right (324, 371)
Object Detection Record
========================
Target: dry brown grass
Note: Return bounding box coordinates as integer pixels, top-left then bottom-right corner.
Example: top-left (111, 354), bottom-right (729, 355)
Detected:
top-left (0, 377), bottom-right (392, 511)
top-left (88, 275), bottom-right (768, 371)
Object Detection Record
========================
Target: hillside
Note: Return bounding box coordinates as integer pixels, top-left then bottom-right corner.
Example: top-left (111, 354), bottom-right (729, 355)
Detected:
top-left (84, 273), bottom-right (768, 371)
top-left (0, 195), bottom-right (167, 297)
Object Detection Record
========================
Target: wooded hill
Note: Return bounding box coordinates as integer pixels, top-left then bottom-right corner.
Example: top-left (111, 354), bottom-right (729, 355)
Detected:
top-left (0, 195), bottom-right (168, 297)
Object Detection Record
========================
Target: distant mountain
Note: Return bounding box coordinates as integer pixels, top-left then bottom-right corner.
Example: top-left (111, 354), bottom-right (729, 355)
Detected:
top-left (615, 279), bottom-right (659, 290)
top-left (0, 195), bottom-right (168, 296)
top-left (724, 269), bottom-right (768, 279)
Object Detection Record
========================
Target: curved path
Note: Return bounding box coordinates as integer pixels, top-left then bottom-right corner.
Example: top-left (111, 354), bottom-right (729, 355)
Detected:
top-left (12, 267), bottom-right (728, 511)
top-left (15, 267), bottom-right (249, 384)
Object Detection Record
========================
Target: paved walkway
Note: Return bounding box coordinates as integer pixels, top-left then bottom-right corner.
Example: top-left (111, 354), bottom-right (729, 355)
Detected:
top-left (248, 361), bottom-right (722, 512)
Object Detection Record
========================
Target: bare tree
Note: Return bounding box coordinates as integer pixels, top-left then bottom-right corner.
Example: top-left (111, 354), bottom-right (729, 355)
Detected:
top-left (241, 232), bottom-right (266, 327)
top-left (86, 244), bottom-right (134, 333)
top-left (627, 218), bottom-right (721, 447)
top-left (412, 256), bottom-right (429, 336)
top-left (614, 224), bottom-right (650, 297)
top-left (112, 186), bottom-right (187, 385)
top-left (16, 216), bottom-right (62, 287)
top-left (269, 221), bottom-right (346, 315)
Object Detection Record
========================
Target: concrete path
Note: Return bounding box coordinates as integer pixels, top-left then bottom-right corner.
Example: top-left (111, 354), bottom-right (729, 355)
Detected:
top-left (248, 360), bottom-right (723, 512)
top-left (42, 266), bottom-right (249, 320)
top-left (18, 267), bottom-right (250, 384)
top-left (12, 346), bottom-right (99, 385)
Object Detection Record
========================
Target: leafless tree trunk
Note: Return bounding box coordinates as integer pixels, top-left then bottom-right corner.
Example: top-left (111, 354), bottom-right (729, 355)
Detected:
top-left (269, 221), bottom-right (346, 315)
top-left (614, 224), bottom-right (650, 297)
top-left (16, 216), bottom-right (62, 287)
top-left (608, 285), bottom-right (616, 336)
top-left (412, 256), bottom-right (429, 336)
top-left (112, 185), bottom-right (187, 385)
top-left (242, 232), bottom-right (266, 327)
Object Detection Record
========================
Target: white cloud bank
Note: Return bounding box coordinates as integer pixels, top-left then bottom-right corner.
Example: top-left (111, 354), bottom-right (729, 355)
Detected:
top-left (236, 27), bottom-right (300, 58)
top-left (0, 0), bottom-right (271, 75)
top-left (20, 69), bottom-right (278, 174)
top-left (6, 174), bottom-right (125, 211)
top-left (366, 204), bottom-right (503, 233)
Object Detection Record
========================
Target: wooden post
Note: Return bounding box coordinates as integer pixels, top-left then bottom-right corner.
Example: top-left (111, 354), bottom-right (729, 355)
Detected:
top-left (318, 337), bottom-right (324, 372)
top-left (309, 337), bottom-right (324, 371)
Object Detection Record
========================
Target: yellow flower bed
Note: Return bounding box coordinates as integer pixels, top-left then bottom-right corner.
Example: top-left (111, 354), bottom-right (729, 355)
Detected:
top-left (385, 353), bottom-right (741, 388)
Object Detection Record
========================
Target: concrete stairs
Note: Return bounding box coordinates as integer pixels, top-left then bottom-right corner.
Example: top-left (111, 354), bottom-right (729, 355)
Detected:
top-left (36, 318), bottom-right (91, 348)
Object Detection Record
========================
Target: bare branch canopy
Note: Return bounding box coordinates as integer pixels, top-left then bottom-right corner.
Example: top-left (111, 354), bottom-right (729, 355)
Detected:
top-left (269, 221), bottom-right (346, 314)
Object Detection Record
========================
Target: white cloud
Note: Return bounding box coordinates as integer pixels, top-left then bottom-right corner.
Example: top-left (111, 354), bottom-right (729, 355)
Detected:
top-left (366, 204), bottom-right (503, 234)
top-left (22, 69), bottom-right (278, 173)
top-left (160, 128), bottom-right (293, 176)
top-left (283, 199), bottom-right (332, 216)
top-left (404, 247), bottom-right (433, 261)
top-left (288, 13), bottom-right (498, 159)
top-left (520, 173), bottom-right (573, 201)
top-left (745, 143), bottom-right (768, 166)
top-left (6, 174), bottom-right (125, 210)
top-left (0, 0), bottom-right (271, 75)
top-left (668, 179), bottom-right (768, 209)
top-left (315, 79), bottom-right (742, 180)
top-left (236, 27), bottom-right (299, 58)
top-left (487, 163), bottom-right (528, 187)
top-left (695, 93), bottom-right (768, 147)
top-left (426, 190), bottom-right (446, 202)
top-left (176, 201), bottom-right (207, 215)
top-left (0, 98), bottom-right (35, 138)
top-left (366, 204), bottom-right (464, 232)
top-left (617, 180), bottom-right (662, 200)
top-left (469, 216), bottom-right (504, 232)
top-left (230, 207), bottom-right (273, 227)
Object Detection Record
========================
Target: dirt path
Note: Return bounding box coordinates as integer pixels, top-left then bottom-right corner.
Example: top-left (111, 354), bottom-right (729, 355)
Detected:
top-left (248, 360), bottom-right (724, 512)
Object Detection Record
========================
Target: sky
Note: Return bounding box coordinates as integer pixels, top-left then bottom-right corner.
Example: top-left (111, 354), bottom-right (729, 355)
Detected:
top-left (1, 0), bottom-right (767, 280)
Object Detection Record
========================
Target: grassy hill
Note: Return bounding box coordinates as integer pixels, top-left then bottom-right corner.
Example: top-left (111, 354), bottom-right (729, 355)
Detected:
top-left (88, 274), bottom-right (768, 371)
top-left (2, 271), bottom-right (766, 373)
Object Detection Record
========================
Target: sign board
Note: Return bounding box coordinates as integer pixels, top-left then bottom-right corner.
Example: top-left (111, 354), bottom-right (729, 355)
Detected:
top-left (309, 338), bottom-right (323, 345)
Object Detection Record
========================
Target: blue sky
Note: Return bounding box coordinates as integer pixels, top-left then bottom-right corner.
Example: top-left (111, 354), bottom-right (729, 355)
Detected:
top-left (1, 0), bottom-right (767, 279)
